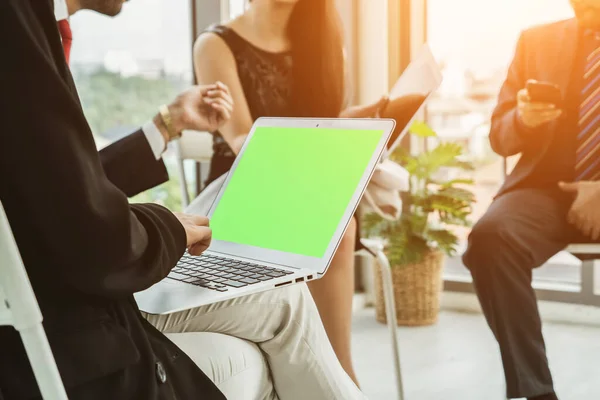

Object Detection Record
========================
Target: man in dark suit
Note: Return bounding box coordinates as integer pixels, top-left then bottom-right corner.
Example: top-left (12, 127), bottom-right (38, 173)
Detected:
top-left (463, 1), bottom-right (600, 399)
top-left (0, 1), bottom-right (368, 399)
top-left (0, 0), bottom-right (232, 397)
top-left (54, 0), bottom-right (215, 198)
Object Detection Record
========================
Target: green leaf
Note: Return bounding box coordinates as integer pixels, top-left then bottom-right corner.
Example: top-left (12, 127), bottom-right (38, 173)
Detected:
top-left (436, 186), bottom-right (476, 203)
top-left (361, 213), bottom-right (392, 237)
top-left (451, 159), bottom-right (476, 171)
top-left (363, 122), bottom-right (477, 266)
top-left (386, 233), bottom-right (429, 266)
top-left (390, 147), bottom-right (410, 164)
top-left (409, 121), bottom-right (437, 138)
top-left (436, 178), bottom-right (475, 188)
top-left (408, 213), bottom-right (428, 235)
top-left (412, 142), bottom-right (464, 179)
top-left (440, 214), bottom-right (472, 227)
top-left (425, 229), bottom-right (460, 256)
top-left (402, 157), bottom-right (420, 175)
top-left (429, 193), bottom-right (473, 226)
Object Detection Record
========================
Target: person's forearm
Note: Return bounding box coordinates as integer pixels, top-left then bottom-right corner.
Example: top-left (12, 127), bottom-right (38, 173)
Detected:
top-left (489, 108), bottom-right (527, 157)
top-left (99, 129), bottom-right (169, 197)
top-left (489, 32), bottom-right (530, 158)
top-left (230, 134), bottom-right (248, 155)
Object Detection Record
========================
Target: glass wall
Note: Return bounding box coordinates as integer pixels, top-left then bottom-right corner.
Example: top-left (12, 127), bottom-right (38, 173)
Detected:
top-left (228, 0), bottom-right (247, 19)
top-left (70, 0), bottom-right (194, 209)
top-left (426, 0), bottom-right (578, 285)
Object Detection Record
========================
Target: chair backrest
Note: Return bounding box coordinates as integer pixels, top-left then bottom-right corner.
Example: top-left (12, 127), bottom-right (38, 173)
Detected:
top-left (0, 201), bottom-right (68, 399)
top-left (0, 202), bottom-right (44, 332)
top-left (174, 130), bottom-right (214, 209)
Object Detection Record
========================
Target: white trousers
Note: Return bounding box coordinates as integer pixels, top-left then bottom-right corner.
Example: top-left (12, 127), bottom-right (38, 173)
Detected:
top-left (143, 284), bottom-right (366, 400)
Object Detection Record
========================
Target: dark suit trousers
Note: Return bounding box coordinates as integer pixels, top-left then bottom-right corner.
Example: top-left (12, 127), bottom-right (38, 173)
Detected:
top-left (462, 188), bottom-right (589, 399)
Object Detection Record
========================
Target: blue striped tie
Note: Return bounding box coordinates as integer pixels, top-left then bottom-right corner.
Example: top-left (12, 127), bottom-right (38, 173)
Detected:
top-left (576, 44), bottom-right (600, 181)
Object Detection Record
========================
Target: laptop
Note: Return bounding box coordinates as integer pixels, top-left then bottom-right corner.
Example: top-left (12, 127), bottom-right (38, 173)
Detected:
top-left (136, 117), bottom-right (395, 315)
top-left (380, 44), bottom-right (442, 158)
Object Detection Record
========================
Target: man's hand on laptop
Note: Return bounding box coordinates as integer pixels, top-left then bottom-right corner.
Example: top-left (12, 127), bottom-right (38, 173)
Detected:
top-left (173, 213), bottom-right (213, 256)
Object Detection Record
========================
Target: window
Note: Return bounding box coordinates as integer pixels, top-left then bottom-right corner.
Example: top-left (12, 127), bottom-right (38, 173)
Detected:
top-left (70, 0), bottom-right (194, 210)
top-left (426, 0), bottom-right (578, 286)
top-left (228, 0), bottom-right (247, 20)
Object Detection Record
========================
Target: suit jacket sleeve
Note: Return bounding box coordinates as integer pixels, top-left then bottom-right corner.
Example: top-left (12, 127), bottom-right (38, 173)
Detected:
top-left (99, 130), bottom-right (169, 198)
top-left (489, 32), bottom-right (536, 157)
top-left (0, 0), bottom-right (185, 298)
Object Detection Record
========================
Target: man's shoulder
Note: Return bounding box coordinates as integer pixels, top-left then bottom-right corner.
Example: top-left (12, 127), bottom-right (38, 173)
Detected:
top-left (522, 18), bottom-right (577, 41)
top-left (2, 0), bottom-right (56, 45)
top-left (3, 0), bottom-right (53, 15)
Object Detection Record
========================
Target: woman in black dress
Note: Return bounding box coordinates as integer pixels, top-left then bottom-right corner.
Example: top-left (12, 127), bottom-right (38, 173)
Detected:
top-left (193, 0), bottom-right (386, 385)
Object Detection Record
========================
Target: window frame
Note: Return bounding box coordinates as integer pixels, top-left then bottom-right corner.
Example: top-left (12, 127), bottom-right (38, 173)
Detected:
top-left (419, 0), bottom-right (599, 305)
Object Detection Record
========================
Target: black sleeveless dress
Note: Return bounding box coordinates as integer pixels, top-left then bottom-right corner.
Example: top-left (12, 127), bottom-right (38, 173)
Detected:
top-left (203, 24), bottom-right (294, 186)
top-left (201, 25), bottom-right (362, 249)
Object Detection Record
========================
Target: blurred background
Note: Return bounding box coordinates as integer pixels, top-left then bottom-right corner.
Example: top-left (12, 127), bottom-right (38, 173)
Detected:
top-left (65, 2), bottom-right (600, 398)
top-left (68, 0), bottom-right (579, 292)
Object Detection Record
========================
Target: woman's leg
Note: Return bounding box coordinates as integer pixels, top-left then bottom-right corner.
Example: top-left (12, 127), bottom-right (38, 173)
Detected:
top-left (143, 284), bottom-right (365, 400)
top-left (308, 217), bottom-right (359, 386)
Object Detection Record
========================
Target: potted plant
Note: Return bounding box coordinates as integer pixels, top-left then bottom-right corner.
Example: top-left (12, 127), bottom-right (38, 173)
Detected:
top-left (362, 122), bottom-right (476, 326)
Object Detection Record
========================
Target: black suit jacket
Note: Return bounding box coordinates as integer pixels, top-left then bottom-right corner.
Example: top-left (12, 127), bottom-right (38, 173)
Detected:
top-left (100, 130), bottom-right (169, 198)
top-left (492, 18), bottom-right (582, 196)
top-left (0, 1), bottom-right (225, 399)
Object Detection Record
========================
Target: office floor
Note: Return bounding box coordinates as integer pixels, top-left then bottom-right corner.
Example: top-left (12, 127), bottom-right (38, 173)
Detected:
top-left (352, 306), bottom-right (600, 400)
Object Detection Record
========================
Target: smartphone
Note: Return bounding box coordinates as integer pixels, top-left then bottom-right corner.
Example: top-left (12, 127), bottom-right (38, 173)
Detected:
top-left (526, 80), bottom-right (562, 105)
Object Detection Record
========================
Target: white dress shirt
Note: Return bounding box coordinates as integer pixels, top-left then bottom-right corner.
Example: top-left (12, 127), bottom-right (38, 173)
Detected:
top-left (55, 0), bottom-right (167, 160)
top-left (141, 121), bottom-right (168, 160)
top-left (54, 0), bottom-right (68, 20)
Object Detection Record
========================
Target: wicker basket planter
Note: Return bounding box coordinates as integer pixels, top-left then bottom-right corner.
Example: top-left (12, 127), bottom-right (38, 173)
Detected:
top-left (374, 250), bottom-right (444, 326)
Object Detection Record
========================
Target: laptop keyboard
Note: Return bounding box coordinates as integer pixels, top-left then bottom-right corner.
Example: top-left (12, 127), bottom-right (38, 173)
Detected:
top-left (167, 253), bottom-right (294, 292)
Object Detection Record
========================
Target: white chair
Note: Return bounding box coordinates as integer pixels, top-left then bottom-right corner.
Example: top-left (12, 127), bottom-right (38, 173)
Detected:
top-left (0, 201), bottom-right (68, 400)
top-left (173, 130), bottom-right (214, 209)
top-left (564, 244), bottom-right (600, 306)
top-left (358, 239), bottom-right (405, 400)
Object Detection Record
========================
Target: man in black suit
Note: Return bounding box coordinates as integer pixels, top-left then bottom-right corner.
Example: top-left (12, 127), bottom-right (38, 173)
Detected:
top-left (0, 1), bottom-right (367, 399)
top-left (54, 0), bottom-right (212, 198)
top-left (463, 1), bottom-right (600, 399)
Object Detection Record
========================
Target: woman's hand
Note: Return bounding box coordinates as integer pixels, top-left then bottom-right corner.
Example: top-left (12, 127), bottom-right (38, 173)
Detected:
top-left (170, 82), bottom-right (234, 133)
top-left (154, 82), bottom-right (234, 144)
top-left (339, 96), bottom-right (389, 118)
top-left (231, 134), bottom-right (248, 155)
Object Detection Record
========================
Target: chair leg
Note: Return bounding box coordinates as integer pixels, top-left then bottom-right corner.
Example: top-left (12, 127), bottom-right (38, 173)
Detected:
top-left (20, 325), bottom-right (68, 400)
top-left (175, 158), bottom-right (190, 209)
top-left (581, 259), bottom-right (599, 306)
top-left (375, 249), bottom-right (405, 400)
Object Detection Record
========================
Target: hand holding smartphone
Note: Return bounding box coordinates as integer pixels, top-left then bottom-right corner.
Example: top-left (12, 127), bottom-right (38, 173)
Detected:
top-left (525, 80), bottom-right (562, 106)
top-left (517, 80), bottom-right (563, 129)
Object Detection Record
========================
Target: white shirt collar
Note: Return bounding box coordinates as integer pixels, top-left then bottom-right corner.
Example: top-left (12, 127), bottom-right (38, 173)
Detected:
top-left (54, 0), bottom-right (69, 21)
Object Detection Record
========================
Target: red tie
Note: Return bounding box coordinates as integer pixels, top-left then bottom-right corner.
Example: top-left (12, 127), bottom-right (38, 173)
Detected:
top-left (57, 19), bottom-right (72, 64)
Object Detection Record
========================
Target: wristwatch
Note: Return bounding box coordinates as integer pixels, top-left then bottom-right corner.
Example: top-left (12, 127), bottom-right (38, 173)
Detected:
top-left (159, 104), bottom-right (182, 140)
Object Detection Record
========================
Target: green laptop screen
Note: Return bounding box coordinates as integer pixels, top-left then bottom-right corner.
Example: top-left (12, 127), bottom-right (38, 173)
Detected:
top-left (210, 126), bottom-right (384, 258)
